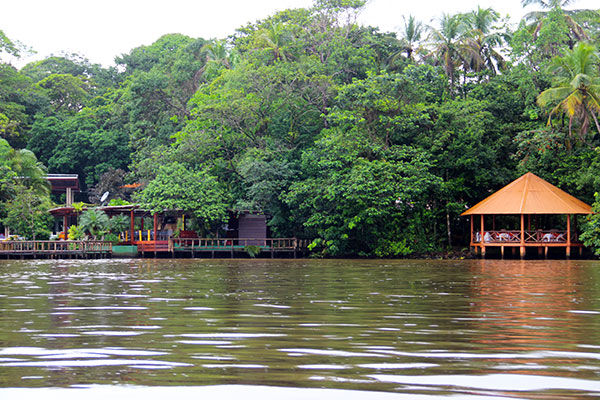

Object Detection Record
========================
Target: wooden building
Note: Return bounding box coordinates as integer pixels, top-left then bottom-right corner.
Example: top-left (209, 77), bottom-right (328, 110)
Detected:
top-left (46, 174), bottom-right (80, 206)
top-left (48, 205), bottom-right (303, 258)
top-left (461, 172), bottom-right (593, 258)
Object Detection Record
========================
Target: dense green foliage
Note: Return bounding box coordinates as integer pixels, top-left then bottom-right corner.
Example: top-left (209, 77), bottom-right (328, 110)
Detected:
top-left (2, 0), bottom-right (600, 254)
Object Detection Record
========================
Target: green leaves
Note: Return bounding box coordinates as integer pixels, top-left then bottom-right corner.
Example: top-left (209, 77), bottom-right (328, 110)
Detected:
top-left (136, 163), bottom-right (228, 230)
top-left (581, 192), bottom-right (600, 255)
top-left (79, 208), bottom-right (110, 239)
top-left (537, 42), bottom-right (600, 140)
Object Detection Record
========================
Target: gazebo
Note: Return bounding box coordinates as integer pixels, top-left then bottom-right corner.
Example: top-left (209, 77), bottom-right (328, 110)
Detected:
top-left (461, 172), bottom-right (593, 258)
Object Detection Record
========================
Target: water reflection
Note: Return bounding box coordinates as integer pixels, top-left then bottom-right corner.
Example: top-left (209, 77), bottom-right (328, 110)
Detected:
top-left (0, 259), bottom-right (599, 398)
top-left (470, 260), bottom-right (578, 347)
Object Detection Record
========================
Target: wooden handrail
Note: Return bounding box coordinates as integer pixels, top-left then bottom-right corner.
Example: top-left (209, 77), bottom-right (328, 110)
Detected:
top-left (169, 237), bottom-right (304, 250)
top-left (0, 240), bottom-right (112, 253)
top-left (473, 230), bottom-right (573, 244)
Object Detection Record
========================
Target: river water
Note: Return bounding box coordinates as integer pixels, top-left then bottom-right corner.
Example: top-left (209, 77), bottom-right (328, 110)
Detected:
top-left (0, 258), bottom-right (599, 399)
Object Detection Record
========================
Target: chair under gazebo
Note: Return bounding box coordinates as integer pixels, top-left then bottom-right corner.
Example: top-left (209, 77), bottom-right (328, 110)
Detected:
top-left (461, 172), bottom-right (593, 258)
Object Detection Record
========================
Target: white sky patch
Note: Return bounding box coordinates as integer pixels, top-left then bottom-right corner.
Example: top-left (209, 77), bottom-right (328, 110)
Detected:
top-left (1, 0), bottom-right (599, 68)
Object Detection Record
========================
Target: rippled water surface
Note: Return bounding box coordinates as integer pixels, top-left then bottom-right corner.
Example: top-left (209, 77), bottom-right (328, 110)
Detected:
top-left (1, 258), bottom-right (599, 399)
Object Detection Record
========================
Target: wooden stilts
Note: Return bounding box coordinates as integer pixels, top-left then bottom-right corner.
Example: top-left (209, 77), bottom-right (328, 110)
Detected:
top-left (500, 246), bottom-right (504, 259)
top-left (566, 214), bottom-right (571, 259)
top-left (545, 246), bottom-right (549, 258)
top-left (520, 213), bottom-right (525, 259)
top-left (470, 216), bottom-right (474, 245)
top-left (153, 213), bottom-right (158, 257)
top-left (130, 210), bottom-right (134, 246)
top-left (480, 214), bottom-right (485, 259)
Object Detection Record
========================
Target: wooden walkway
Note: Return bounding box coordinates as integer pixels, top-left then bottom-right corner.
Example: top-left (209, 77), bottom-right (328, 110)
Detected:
top-left (0, 240), bottom-right (112, 259)
top-left (135, 238), bottom-right (308, 258)
top-left (0, 238), bottom-right (308, 259)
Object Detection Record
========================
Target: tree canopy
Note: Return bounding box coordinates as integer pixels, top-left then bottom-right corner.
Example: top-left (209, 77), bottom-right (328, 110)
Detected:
top-left (2, 0), bottom-right (600, 254)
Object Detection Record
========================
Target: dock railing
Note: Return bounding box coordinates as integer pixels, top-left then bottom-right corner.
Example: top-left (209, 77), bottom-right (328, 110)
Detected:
top-left (168, 237), bottom-right (305, 252)
top-left (0, 240), bottom-right (112, 256)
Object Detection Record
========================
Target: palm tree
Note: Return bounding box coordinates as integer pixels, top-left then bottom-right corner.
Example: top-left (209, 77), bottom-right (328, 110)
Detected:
top-left (203, 40), bottom-right (233, 70)
top-left (254, 21), bottom-right (292, 63)
top-left (399, 15), bottom-right (424, 61)
top-left (7, 148), bottom-right (49, 196)
top-left (199, 40), bottom-right (236, 81)
top-left (537, 42), bottom-right (600, 141)
top-left (521, 0), bottom-right (597, 50)
top-left (427, 14), bottom-right (480, 94)
top-left (79, 208), bottom-right (110, 240)
top-left (464, 7), bottom-right (509, 76)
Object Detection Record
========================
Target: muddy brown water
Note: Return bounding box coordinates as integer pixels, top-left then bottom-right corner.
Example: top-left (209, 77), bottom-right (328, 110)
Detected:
top-left (0, 258), bottom-right (599, 399)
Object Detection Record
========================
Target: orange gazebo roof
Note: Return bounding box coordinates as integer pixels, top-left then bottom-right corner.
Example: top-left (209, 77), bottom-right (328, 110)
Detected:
top-left (461, 172), bottom-right (592, 215)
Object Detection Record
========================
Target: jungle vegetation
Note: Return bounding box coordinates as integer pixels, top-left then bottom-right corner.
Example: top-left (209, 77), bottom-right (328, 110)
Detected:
top-left (1, 0), bottom-right (600, 256)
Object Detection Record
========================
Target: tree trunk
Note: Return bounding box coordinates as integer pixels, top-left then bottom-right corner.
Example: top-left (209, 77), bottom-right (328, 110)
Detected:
top-left (446, 210), bottom-right (452, 248)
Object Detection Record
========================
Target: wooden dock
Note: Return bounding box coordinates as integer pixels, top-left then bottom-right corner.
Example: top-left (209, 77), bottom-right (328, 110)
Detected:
top-left (0, 240), bottom-right (112, 259)
top-left (0, 238), bottom-right (309, 259)
top-left (136, 237), bottom-right (308, 258)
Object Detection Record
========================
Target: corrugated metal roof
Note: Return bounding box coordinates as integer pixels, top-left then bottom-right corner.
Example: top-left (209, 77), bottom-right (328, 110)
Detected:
top-left (461, 172), bottom-right (592, 215)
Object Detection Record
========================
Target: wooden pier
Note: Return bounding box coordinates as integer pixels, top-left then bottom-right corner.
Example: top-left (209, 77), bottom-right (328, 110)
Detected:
top-left (137, 237), bottom-right (308, 258)
top-left (0, 240), bottom-right (112, 259)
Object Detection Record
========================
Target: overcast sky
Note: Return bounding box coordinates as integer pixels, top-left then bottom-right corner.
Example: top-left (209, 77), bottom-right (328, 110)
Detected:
top-left (1, 0), bottom-right (598, 68)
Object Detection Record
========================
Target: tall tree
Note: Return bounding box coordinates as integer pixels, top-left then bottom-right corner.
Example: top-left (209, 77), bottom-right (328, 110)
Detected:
top-left (399, 15), bottom-right (423, 61)
top-left (427, 14), bottom-right (479, 94)
top-left (521, 0), bottom-right (598, 50)
top-left (537, 42), bottom-right (600, 141)
top-left (464, 7), bottom-right (509, 77)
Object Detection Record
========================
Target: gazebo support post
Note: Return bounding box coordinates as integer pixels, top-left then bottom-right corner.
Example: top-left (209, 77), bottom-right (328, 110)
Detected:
top-left (153, 213), bottom-right (158, 257)
top-left (470, 216), bottom-right (474, 251)
top-left (130, 210), bottom-right (134, 245)
top-left (520, 213), bottom-right (525, 259)
top-left (480, 214), bottom-right (485, 258)
top-left (566, 214), bottom-right (571, 258)
top-left (63, 215), bottom-right (68, 238)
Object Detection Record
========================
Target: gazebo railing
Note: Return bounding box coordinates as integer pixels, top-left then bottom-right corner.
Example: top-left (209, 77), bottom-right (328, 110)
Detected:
top-left (473, 230), bottom-right (576, 244)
